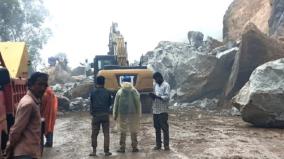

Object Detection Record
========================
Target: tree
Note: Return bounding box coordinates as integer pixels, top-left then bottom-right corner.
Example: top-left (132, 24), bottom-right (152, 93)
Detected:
top-left (0, 0), bottom-right (51, 71)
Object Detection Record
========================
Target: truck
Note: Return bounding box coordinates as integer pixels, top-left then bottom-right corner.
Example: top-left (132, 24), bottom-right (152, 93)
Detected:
top-left (93, 23), bottom-right (153, 113)
top-left (0, 42), bottom-right (28, 151)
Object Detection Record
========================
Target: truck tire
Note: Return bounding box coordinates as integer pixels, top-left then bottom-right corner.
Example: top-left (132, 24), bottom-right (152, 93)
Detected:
top-left (140, 94), bottom-right (153, 113)
top-left (0, 68), bottom-right (10, 86)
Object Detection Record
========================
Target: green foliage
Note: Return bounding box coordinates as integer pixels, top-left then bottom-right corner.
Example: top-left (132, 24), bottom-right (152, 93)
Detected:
top-left (0, 0), bottom-right (51, 71)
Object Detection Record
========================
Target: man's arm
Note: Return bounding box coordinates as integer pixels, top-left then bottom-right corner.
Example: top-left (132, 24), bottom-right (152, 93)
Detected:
top-left (9, 104), bottom-right (33, 147)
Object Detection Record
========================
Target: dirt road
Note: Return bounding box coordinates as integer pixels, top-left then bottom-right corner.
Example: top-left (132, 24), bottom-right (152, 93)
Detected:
top-left (42, 108), bottom-right (284, 159)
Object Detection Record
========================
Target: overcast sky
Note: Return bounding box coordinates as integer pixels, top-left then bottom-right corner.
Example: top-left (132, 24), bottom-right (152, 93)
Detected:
top-left (41, 0), bottom-right (233, 68)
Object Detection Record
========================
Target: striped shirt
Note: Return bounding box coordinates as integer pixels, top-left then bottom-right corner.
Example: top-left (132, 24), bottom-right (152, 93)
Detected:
top-left (153, 81), bottom-right (170, 114)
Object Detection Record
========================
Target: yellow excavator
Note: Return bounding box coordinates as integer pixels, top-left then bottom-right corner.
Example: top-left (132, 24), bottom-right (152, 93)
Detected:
top-left (93, 22), bottom-right (153, 113)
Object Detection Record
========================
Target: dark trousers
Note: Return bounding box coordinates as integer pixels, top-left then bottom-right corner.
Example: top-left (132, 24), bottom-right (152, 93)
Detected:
top-left (91, 114), bottom-right (110, 152)
top-left (45, 133), bottom-right (53, 146)
top-left (153, 113), bottom-right (169, 148)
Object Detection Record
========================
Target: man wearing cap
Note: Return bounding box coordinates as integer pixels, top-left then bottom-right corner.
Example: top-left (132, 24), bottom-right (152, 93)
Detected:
top-left (113, 76), bottom-right (141, 153)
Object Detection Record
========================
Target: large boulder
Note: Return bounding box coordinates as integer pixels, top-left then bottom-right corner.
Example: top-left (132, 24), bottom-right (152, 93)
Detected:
top-left (203, 37), bottom-right (223, 53)
top-left (232, 58), bottom-right (284, 127)
top-left (188, 31), bottom-right (204, 48)
top-left (71, 80), bottom-right (94, 98)
top-left (144, 41), bottom-right (238, 103)
top-left (223, 0), bottom-right (271, 41)
top-left (225, 23), bottom-right (284, 97)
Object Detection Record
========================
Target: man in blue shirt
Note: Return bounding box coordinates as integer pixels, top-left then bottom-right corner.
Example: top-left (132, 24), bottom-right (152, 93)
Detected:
top-left (89, 76), bottom-right (112, 156)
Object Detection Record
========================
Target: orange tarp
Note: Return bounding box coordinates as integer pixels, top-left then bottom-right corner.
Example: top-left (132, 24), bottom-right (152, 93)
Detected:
top-left (41, 87), bottom-right (58, 135)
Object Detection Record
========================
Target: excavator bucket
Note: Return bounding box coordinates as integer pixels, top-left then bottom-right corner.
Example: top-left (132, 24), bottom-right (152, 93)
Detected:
top-left (0, 42), bottom-right (29, 78)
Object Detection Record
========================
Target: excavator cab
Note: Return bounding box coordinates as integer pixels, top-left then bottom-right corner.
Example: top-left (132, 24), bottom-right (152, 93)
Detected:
top-left (93, 55), bottom-right (118, 80)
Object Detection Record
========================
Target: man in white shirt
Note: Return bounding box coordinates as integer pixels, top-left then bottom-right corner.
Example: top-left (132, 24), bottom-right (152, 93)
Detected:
top-left (149, 72), bottom-right (170, 151)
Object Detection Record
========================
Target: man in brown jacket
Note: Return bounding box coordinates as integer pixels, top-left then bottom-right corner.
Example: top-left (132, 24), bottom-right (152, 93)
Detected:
top-left (5, 72), bottom-right (48, 159)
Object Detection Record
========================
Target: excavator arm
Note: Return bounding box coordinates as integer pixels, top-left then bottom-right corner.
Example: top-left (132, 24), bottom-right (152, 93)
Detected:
top-left (108, 22), bottom-right (128, 66)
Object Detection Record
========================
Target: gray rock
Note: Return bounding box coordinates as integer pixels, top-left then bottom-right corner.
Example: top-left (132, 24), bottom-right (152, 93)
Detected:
top-left (230, 107), bottom-right (241, 116)
top-left (57, 95), bottom-right (70, 111)
top-left (202, 36), bottom-right (223, 53)
top-left (188, 31), bottom-right (204, 48)
top-left (70, 97), bottom-right (90, 112)
top-left (188, 98), bottom-right (219, 109)
top-left (233, 58), bottom-right (284, 127)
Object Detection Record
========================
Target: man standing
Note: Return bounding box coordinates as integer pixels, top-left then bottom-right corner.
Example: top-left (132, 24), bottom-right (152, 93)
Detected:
top-left (113, 76), bottom-right (141, 153)
top-left (6, 72), bottom-right (48, 159)
top-left (41, 86), bottom-right (58, 147)
top-left (89, 76), bottom-right (112, 156)
top-left (150, 72), bottom-right (170, 151)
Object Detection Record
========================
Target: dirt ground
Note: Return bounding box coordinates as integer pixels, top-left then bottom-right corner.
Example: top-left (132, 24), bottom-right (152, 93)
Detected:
top-left (42, 108), bottom-right (284, 159)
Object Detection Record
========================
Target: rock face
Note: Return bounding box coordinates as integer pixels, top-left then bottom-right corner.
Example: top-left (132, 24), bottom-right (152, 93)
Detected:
top-left (225, 23), bottom-right (284, 97)
top-left (223, 0), bottom-right (271, 41)
top-left (233, 58), bottom-right (284, 127)
top-left (269, 0), bottom-right (284, 39)
top-left (143, 35), bottom-right (237, 103)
